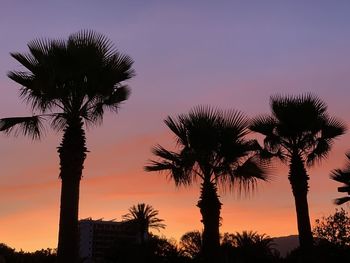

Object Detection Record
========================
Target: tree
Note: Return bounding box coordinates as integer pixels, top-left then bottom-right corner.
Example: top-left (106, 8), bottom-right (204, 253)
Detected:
top-left (313, 208), bottom-right (350, 247)
top-left (222, 231), bottom-right (277, 263)
top-left (331, 153), bottom-right (350, 205)
top-left (250, 94), bottom-right (346, 251)
top-left (122, 203), bottom-right (166, 243)
top-left (0, 30), bottom-right (135, 262)
top-left (145, 106), bottom-right (268, 263)
top-left (105, 234), bottom-right (186, 263)
top-left (180, 231), bottom-right (202, 259)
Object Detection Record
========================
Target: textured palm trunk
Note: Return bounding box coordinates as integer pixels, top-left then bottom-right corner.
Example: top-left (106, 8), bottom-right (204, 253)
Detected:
top-left (288, 152), bottom-right (313, 252)
top-left (197, 180), bottom-right (222, 263)
top-left (57, 117), bottom-right (87, 263)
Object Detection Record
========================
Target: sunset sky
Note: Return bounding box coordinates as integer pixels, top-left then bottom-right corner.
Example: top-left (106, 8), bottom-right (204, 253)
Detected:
top-left (1, 1), bottom-right (350, 252)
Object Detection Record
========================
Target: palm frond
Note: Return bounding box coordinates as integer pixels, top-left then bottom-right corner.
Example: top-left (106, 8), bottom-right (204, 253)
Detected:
top-left (50, 113), bottom-right (68, 131)
top-left (330, 154), bottom-right (350, 205)
top-left (322, 116), bottom-right (347, 139)
top-left (334, 197), bottom-right (350, 205)
top-left (144, 159), bottom-right (193, 187)
top-left (0, 116), bottom-right (45, 139)
top-left (10, 53), bottom-right (38, 72)
top-left (164, 116), bottom-right (188, 146)
top-left (7, 71), bottom-right (34, 88)
top-left (222, 156), bottom-right (269, 194)
top-left (221, 109), bottom-right (249, 137)
top-left (88, 85), bottom-right (131, 124)
top-left (306, 138), bottom-right (331, 166)
top-left (250, 115), bottom-right (276, 136)
top-left (151, 145), bottom-right (181, 162)
top-left (331, 168), bottom-right (350, 184)
top-left (122, 203), bottom-right (166, 231)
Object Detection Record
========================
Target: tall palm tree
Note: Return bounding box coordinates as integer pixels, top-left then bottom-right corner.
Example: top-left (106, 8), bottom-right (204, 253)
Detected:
top-left (0, 30), bottom-right (135, 262)
top-left (145, 106), bottom-right (268, 263)
top-left (122, 203), bottom-right (165, 243)
top-left (330, 153), bottom-right (350, 205)
top-left (250, 94), bottom-right (346, 251)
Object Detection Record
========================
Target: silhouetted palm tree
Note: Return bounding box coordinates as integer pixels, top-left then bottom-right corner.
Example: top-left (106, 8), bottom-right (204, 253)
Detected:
top-left (122, 203), bottom-right (166, 243)
top-left (0, 30), bottom-right (135, 262)
top-left (145, 106), bottom-right (268, 263)
top-left (229, 231), bottom-right (277, 263)
top-left (233, 231), bottom-right (274, 251)
top-left (250, 94), bottom-right (346, 251)
top-left (331, 153), bottom-right (350, 205)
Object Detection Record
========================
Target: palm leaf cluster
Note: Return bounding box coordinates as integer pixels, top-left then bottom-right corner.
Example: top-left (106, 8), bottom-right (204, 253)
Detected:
top-left (0, 30), bottom-right (134, 137)
top-left (146, 106), bottom-right (268, 191)
top-left (331, 153), bottom-right (350, 205)
top-left (250, 93), bottom-right (345, 165)
top-left (122, 203), bottom-right (166, 232)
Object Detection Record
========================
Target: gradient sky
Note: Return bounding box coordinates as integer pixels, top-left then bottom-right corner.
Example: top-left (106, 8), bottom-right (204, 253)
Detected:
top-left (1, 0), bottom-right (350, 251)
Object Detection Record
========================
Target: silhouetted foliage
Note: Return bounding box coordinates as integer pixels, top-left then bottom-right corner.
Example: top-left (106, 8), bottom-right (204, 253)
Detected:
top-left (221, 231), bottom-right (279, 263)
top-left (0, 243), bottom-right (56, 263)
top-left (122, 203), bottom-right (166, 243)
top-left (180, 231), bottom-right (202, 260)
top-left (104, 234), bottom-right (189, 263)
top-left (250, 93), bottom-right (346, 252)
top-left (284, 242), bottom-right (350, 263)
top-left (313, 208), bottom-right (350, 247)
top-left (146, 106), bottom-right (268, 263)
top-left (331, 152), bottom-right (350, 205)
top-left (1, 30), bottom-right (135, 263)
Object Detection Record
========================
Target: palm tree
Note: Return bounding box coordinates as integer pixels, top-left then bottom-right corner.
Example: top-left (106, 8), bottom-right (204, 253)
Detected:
top-left (122, 203), bottom-right (166, 243)
top-left (330, 153), bottom-right (350, 205)
top-left (232, 231), bottom-right (274, 250)
top-left (230, 231), bottom-right (277, 262)
top-left (145, 106), bottom-right (268, 263)
top-left (0, 30), bottom-right (135, 262)
top-left (250, 94), bottom-right (346, 251)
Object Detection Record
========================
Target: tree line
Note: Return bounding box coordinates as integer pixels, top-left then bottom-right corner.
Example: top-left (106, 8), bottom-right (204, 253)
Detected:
top-left (1, 30), bottom-right (350, 262)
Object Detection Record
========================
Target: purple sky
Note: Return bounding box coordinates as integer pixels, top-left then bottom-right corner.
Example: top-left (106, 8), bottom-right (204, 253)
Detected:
top-left (1, 0), bottom-right (350, 251)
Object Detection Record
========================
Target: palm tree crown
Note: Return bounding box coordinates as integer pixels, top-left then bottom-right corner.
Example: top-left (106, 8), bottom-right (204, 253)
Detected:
top-left (1, 30), bottom-right (134, 139)
top-left (123, 203), bottom-right (165, 243)
top-left (250, 94), bottom-right (345, 165)
top-left (123, 203), bottom-right (166, 232)
top-left (250, 93), bottom-right (346, 251)
top-left (145, 106), bottom-right (267, 189)
top-left (145, 106), bottom-right (268, 263)
top-left (331, 153), bottom-right (350, 205)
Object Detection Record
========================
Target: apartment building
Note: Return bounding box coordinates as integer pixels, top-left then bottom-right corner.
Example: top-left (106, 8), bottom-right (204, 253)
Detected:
top-left (79, 218), bottom-right (140, 262)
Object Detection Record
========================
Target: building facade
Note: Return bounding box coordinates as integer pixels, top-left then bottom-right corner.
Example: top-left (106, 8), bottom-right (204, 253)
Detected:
top-left (79, 218), bottom-right (140, 262)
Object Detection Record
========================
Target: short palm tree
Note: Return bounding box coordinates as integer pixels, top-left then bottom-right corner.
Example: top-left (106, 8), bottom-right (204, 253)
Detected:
top-left (331, 153), bottom-right (350, 205)
top-left (233, 231), bottom-right (274, 250)
top-left (232, 231), bottom-right (276, 262)
top-left (0, 30), bottom-right (135, 262)
top-left (122, 203), bottom-right (166, 243)
top-left (250, 94), bottom-right (346, 251)
top-left (145, 106), bottom-right (268, 263)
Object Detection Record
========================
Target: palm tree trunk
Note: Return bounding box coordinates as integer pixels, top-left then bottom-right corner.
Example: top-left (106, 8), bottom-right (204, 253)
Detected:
top-left (288, 152), bottom-right (313, 252)
top-left (57, 117), bottom-right (87, 263)
top-left (197, 180), bottom-right (222, 263)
